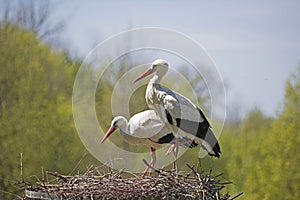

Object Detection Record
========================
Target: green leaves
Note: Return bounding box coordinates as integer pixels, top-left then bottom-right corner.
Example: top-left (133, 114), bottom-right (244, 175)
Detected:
top-left (1, 22), bottom-right (299, 200)
top-left (0, 24), bottom-right (99, 198)
top-left (217, 66), bottom-right (300, 199)
top-left (257, 65), bottom-right (300, 199)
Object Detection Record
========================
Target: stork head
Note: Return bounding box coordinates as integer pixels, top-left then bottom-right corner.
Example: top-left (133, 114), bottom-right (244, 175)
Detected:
top-left (100, 116), bottom-right (127, 144)
top-left (134, 59), bottom-right (169, 83)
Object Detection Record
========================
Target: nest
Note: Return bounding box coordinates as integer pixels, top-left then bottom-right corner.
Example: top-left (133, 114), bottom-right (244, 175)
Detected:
top-left (24, 160), bottom-right (242, 200)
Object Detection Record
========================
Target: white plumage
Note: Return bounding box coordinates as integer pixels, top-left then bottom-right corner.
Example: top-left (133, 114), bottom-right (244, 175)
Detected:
top-left (134, 59), bottom-right (221, 159)
top-left (101, 110), bottom-right (197, 177)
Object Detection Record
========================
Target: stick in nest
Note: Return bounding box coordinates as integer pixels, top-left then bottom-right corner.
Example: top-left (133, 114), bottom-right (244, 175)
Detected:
top-left (21, 162), bottom-right (242, 200)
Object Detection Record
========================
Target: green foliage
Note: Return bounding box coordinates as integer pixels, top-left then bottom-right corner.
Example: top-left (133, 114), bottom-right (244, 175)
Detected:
top-left (1, 21), bottom-right (299, 200)
top-left (207, 66), bottom-right (300, 199)
top-left (0, 24), bottom-right (99, 198)
top-left (173, 67), bottom-right (300, 199)
top-left (254, 66), bottom-right (300, 199)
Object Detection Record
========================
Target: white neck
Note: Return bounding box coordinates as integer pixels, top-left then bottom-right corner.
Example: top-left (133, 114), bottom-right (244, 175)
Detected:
top-left (117, 118), bottom-right (129, 135)
top-left (150, 74), bottom-right (162, 85)
top-left (119, 121), bottom-right (137, 142)
top-left (120, 124), bottom-right (128, 132)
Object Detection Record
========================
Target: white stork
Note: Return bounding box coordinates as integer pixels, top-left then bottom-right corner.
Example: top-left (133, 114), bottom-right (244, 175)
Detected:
top-left (100, 110), bottom-right (197, 177)
top-left (134, 59), bottom-right (221, 161)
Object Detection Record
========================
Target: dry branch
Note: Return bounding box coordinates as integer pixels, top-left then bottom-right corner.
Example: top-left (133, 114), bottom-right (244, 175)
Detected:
top-left (23, 162), bottom-right (238, 200)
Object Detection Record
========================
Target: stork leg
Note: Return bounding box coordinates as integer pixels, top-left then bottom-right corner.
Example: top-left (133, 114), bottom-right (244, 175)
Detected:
top-left (209, 156), bottom-right (213, 175)
top-left (172, 137), bottom-right (179, 172)
top-left (141, 147), bottom-right (156, 178)
top-left (165, 143), bottom-right (177, 170)
top-left (166, 144), bottom-right (175, 156)
top-left (166, 139), bottom-right (194, 156)
top-left (149, 147), bottom-right (156, 176)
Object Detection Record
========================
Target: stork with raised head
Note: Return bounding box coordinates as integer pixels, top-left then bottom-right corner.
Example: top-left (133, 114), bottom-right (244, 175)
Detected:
top-left (134, 59), bottom-right (221, 161)
top-left (100, 110), bottom-right (197, 177)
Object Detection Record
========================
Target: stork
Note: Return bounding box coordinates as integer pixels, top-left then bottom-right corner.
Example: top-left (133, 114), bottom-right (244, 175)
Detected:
top-left (100, 110), bottom-right (197, 177)
top-left (134, 59), bottom-right (221, 162)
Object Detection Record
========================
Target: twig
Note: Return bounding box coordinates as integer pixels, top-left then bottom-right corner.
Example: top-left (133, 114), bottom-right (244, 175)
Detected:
top-left (186, 163), bottom-right (198, 177)
top-left (41, 167), bottom-right (45, 183)
top-left (46, 172), bottom-right (69, 182)
top-left (112, 168), bottom-right (125, 179)
top-left (230, 192), bottom-right (244, 200)
top-left (22, 163), bottom-right (240, 200)
top-left (0, 190), bottom-right (23, 199)
top-left (142, 159), bottom-right (161, 174)
top-left (20, 153), bottom-right (23, 182)
top-left (220, 181), bottom-right (233, 185)
top-left (68, 153), bottom-right (87, 175)
top-left (215, 173), bottom-right (224, 178)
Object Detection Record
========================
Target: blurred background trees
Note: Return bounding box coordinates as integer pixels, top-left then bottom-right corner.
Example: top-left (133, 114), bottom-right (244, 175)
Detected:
top-left (0, 1), bottom-right (299, 199)
top-left (1, 0), bottom-right (64, 40)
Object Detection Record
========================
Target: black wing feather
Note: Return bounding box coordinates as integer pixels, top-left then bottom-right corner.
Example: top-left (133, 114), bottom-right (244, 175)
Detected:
top-left (166, 107), bottom-right (221, 158)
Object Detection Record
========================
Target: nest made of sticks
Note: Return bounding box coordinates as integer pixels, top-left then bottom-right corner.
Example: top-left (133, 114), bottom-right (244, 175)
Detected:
top-left (24, 160), bottom-right (242, 200)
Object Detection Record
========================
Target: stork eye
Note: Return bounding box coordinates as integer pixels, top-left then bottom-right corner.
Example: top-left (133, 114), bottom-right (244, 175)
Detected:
top-left (113, 121), bottom-right (118, 127)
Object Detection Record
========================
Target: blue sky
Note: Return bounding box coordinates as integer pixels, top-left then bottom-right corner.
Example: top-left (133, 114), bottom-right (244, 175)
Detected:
top-left (50, 0), bottom-right (300, 118)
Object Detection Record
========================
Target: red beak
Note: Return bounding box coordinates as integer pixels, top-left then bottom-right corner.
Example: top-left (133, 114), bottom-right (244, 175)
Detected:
top-left (134, 68), bottom-right (153, 83)
top-left (100, 126), bottom-right (116, 144)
